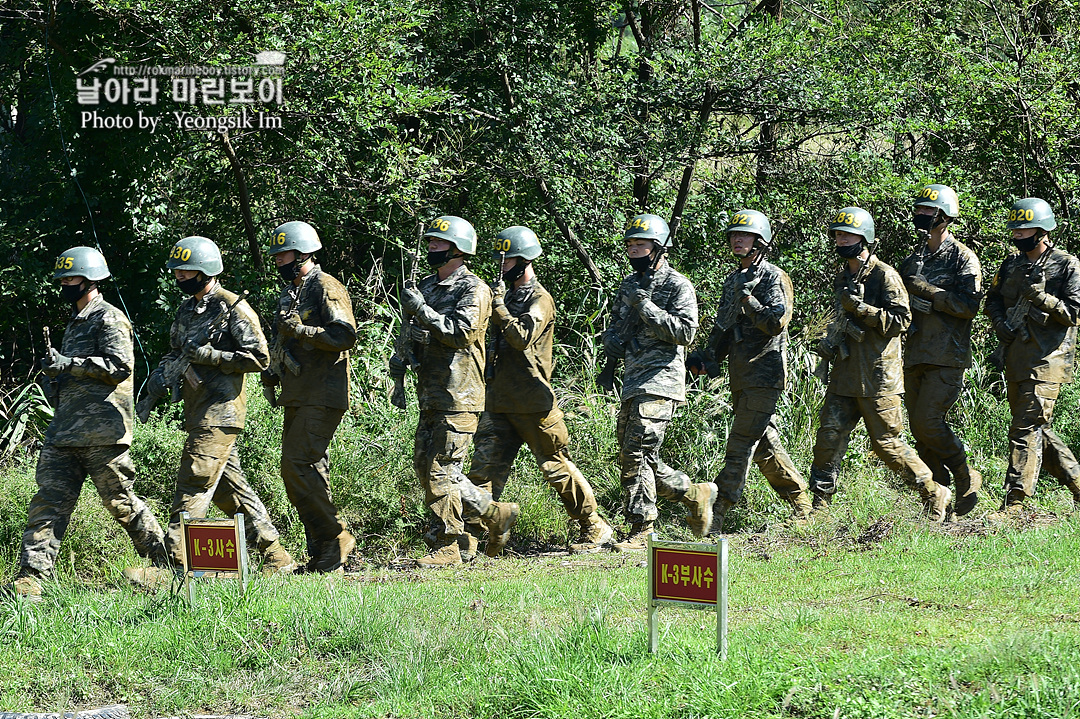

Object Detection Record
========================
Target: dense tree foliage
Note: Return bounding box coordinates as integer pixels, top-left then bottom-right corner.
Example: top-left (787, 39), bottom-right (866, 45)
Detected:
top-left (1, 0), bottom-right (1077, 386)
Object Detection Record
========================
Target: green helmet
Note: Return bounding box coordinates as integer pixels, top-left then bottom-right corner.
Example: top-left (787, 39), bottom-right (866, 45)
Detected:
top-left (166, 236), bottom-right (223, 276)
top-left (492, 226), bottom-right (542, 261)
top-left (53, 246), bottom-right (110, 281)
top-left (269, 221), bottom-right (322, 255)
top-left (725, 209), bottom-right (773, 245)
top-left (424, 215), bottom-right (477, 255)
top-left (914, 184), bottom-right (959, 218)
top-left (1006, 197), bottom-right (1057, 232)
top-left (623, 214), bottom-right (672, 247)
top-left (828, 207), bottom-right (875, 243)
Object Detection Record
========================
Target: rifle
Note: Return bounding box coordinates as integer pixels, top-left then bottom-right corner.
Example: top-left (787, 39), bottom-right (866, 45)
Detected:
top-left (813, 242), bottom-right (878, 384)
top-left (597, 248), bottom-right (665, 393)
top-left (988, 245), bottom-right (1053, 370)
top-left (42, 326), bottom-right (59, 407)
top-left (907, 236), bottom-right (934, 316)
top-left (485, 250), bottom-right (507, 382)
top-left (268, 289), bottom-right (302, 380)
top-left (390, 226), bottom-right (425, 410)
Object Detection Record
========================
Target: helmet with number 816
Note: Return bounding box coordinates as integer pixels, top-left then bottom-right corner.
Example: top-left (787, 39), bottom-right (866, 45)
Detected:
top-left (725, 209), bottom-right (773, 245)
top-left (623, 213), bottom-right (672, 247)
top-left (914, 184), bottom-right (959, 219)
top-left (166, 236), bottom-right (223, 276)
top-left (269, 221), bottom-right (322, 255)
top-left (53, 246), bottom-right (110, 281)
top-left (424, 215), bottom-right (477, 255)
top-left (1006, 197), bottom-right (1057, 232)
top-left (492, 226), bottom-right (542, 261)
top-left (828, 207), bottom-right (875, 243)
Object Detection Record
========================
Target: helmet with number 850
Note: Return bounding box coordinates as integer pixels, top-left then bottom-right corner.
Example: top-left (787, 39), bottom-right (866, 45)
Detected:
top-left (424, 215), bottom-right (477, 255)
top-left (166, 236), bottom-right (223, 276)
top-left (623, 213), bottom-right (672, 247)
top-left (269, 221), bottom-right (322, 256)
top-left (1006, 197), bottom-right (1056, 232)
top-left (828, 207), bottom-right (875, 243)
top-left (725, 209), bottom-right (773, 245)
top-left (53, 246), bottom-right (110, 281)
top-left (492, 226), bottom-right (542, 261)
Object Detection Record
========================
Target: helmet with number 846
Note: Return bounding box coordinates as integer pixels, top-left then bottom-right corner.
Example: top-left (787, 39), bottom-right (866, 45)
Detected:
top-left (623, 213), bottom-right (672, 247)
top-left (53, 246), bottom-right (110, 281)
top-left (492, 226), bottom-right (542, 261)
top-left (829, 207), bottom-right (875, 243)
top-left (424, 215), bottom-right (477, 255)
top-left (725, 209), bottom-right (772, 245)
top-left (1006, 197), bottom-right (1056, 232)
top-left (269, 221), bottom-right (322, 256)
top-left (166, 236), bottom-right (223, 276)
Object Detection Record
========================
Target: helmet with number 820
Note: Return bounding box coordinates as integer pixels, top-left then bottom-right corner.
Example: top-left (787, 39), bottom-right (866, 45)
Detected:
top-left (828, 207), bottom-right (875, 244)
top-left (53, 246), bottom-right (111, 281)
top-left (424, 215), bottom-right (477, 255)
top-left (1006, 197), bottom-right (1056, 232)
top-left (269, 221), bottom-right (323, 255)
top-left (725, 209), bottom-right (773, 245)
top-left (623, 213), bottom-right (672, 247)
top-left (166, 236), bottom-right (223, 276)
top-left (492, 226), bottom-right (542, 261)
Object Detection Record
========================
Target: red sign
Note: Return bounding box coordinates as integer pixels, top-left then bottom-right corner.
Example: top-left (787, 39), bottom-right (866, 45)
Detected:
top-left (652, 547), bottom-right (718, 605)
top-left (185, 524), bottom-right (241, 572)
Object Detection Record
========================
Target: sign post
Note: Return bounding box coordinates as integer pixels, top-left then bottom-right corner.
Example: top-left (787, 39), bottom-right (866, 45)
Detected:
top-left (179, 512), bottom-right (249, 603)
top-left (647, 533), bottom-right (728, 658)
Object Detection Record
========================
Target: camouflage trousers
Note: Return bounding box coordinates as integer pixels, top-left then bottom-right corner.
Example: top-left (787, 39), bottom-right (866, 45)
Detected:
top-left (716, 387), bottom-right (806, 504)
top-left (617, 395), bottom-right (691, 523)
top-left (1005, 380), bottom-right (1080, 497)
top-left (21, 443), bottom-right (167, 577)
top-left (282, 405), bottom-right (349, 560)
top-left (414, 410), bottom-right (492, 540)
top-left (166, 427), bottom-right (280, 566)
top-left (467, 408), bottom-right (598, 520)
top-left (810, 392), bottom-right (935, 498)
top-left (904, 364), bottom-right (969, 485)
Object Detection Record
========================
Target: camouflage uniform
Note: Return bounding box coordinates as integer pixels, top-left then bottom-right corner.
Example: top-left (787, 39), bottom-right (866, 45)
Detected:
top-left (985, 246), bottom-right (1080, 500)
top-left (468, 279), bottom-right (598, 519)
top-left (151, 283), bottom-right (281, 565)
top-left (602, 262), bottom-right (698, 523)
top-left (412, 264), bottom-right (494, 539)
top-left (811, 256), bottom-right (940, 502)
top-left (899, 236), bottom-right (983, 490)
top-left (690, 260), bottom-right (807, 507)
top-left (20, 296), bottom-right (167, 578)
top-left (269, 265), bottom-right (357, 563)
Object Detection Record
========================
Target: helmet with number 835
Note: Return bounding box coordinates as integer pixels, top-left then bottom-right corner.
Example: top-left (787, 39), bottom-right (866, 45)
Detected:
top-left (914, 184), bottom-right (959, 219)
top-left (623, 213), bottom-right (672, 247)
top-left (269, 221), bottom-right (322, 256)
top-left (725, 209), bottom-right (773, 245)
top-left (492, 226), bottom-right (542, 261)
top-left (1006, 197), bottom-right (1056, 232)
top-left (424, 215), bottom-right (477, 255)
top-left (53, 246), bottom-right (110, 281)
top-left (828, 207), bottom-right (875, 244)
top-left (166, 236), bottom-right (223, 276)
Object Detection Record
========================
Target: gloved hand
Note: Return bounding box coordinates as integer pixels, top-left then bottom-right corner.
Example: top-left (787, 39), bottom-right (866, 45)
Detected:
top-left (743, 294), bottom-right (764, 313)
top-left (260, 370), bottom-right (279, 388)
top-left (491, 276), bottom-right (506, 298)
top-left (840, 291), bottom-right (861, 314)
top-left (814, 338), bottom-right (836, 360)
top-left (41, 348), bottom-right (73, 378)
top-left (626, 288), bottom-right (651, 308)
top-left (908, 275), bottom-right (941, 300)
top-left (1022, 283), bottom-right (1048, 304)
top-left (402, 287), bottom-right (426, 314)
top-left (994, 320), bottom-right (1016, 343)
top-left (685, 354), bottom-right (705, 378)
top-left (184, 339), bottom-right (222, 366)
top-left (408, 323), bottom-right (430, 345)
top-left (388, 355), bottom-right (408, 380)
top-left (602, 334), bottom-right (626, 360)
top-left (261, 383), bottom-right (277, 408)
top-left (279, 312), bottom-right (306, 339)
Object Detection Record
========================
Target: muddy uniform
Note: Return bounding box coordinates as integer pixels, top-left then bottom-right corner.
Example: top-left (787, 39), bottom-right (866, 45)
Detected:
top-left (602, 263), bottom-right (698, 523)
top-left (985, 247), bottom-right (1080, 499)
top-left (270, 266), bottom-right (357, 563)
top-left (412, 264), bottom-right (495, 540)
top-left (810, 256), bottom-right (939, 500)
top-left (690, 260), bottom-right (806, 506)
top-left (899, 236), bottom-right (982, 486)
top-left (153, 284), bottom-right (281, 565)
top-left (20, 296), bottom-right (167, 577)
top-left (467, 279), bottom-right (598, 518)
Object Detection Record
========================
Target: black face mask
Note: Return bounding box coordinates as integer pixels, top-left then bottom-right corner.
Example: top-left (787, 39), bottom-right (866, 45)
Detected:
top-left (177, 275), bottom-right (209, 296)
top-left (913, 213), bottom-right (937, 233)
top-left (427, 250), bottom-right (454, 268)
top-left (277, 259), bottom-right (300, 282)
top-left (502, 261), bottom-right (528, 284)
top-left (836, 243), bottom-right (864, 259)
top-left (629, 255), bottom-right (653, 273)
top-left (60, 282), bottom-right (88, 304)
top-left (1013, 233), bottom-right (1040, 253)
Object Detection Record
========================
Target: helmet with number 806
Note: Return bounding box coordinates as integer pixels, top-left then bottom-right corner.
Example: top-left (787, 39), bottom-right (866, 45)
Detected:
top-left (1006, 197), bottom-right (1057, 232)
top-left (166, 236), bottom-right (224, 276)
top-left (914, 184), bottom-right (959, 219)
top-left (53, 246), bottom-right (110, 281)
top-left (623, 213), bottom-right (672, 247)
top-left (492, 226), bottom-right (542, 261)
top-left (424, 215), bottom-right (477, 255)
top-left (725, 209), bottom-right (773, 245)
top-left (268, 221), bottom-right (322, 256)
top-left (828, 207), bottom-right (875, 243)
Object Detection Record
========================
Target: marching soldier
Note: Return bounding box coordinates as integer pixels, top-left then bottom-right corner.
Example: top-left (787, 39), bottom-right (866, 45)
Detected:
top-left (397, 216), bottom-right (520, 567)
top-left (898, 185), bottom-right (983, 515)
top-left (687, 210), bottom-right (810, 531)
top-left (131, 236), bottom-right (294, 584)
top-left (985, 198), bottom-right (1080, 516)
top-left (600, 213), bottom-right (715, 550)
top-left (6, 248), bottom-right (169, 600)
top-left (810, 208), bottom-right (951, 521)
top-left (262, 222), bottom-right (357, 573)
top-left (466, 227), bottom-right (614, 555)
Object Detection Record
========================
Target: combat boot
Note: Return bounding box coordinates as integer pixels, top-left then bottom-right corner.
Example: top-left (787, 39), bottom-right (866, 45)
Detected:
top-left (123, 566), bottom-right (175, 590)
top-left (460, 523), bottom-right (482, 562)
top-left (261, 540), bottom-right (298, 576)
top-left (811, 491), bottom-right (831, 515)
top-left (681, 482), bottom-right (717, 538)
top-left (708, 498), bottom-right (736, 536)
top-left (989, 489), bottom-right (1026, 521)
top-left (481, 501), bottom-right (520, 557)
top-left (922, 483), bottom-right (952, 523)
top-left (953, 465), bottom-right (982, 517)
top-left (2, 571), bottom-right (42, 602)
top-left (416, 537), bottom-right (463, 568)
top-left (569, 512), bottom-right (615, 554)
top-left (787, 491), bottom-right (813, 526)
top-left (312, 531), bottom-right (355, 574)
top-left (613, 521), bottom-right (654, 552)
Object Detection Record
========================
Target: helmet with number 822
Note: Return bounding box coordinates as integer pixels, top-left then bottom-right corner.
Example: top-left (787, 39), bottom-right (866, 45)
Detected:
top-left (828, 207), bottom-right (875, 244)
top-left (914, 184), bottom-right (959, 219)
top-left (424, 215), bottom-right (477, 255)
top-left (1006, 197), bottom-right (1057, 232)
top-left (492, 226), bottom-right (542, 261)
top-left (53, 246), bottom-right (110, 281)
top-left (269, 221), bottom-right (323, 255)
top-left (166, 236), bottom-right (223, 276)
top-left (623, 213), bottom-right (672, 247)
top-left (725, 209), bottom-right (773, 245)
